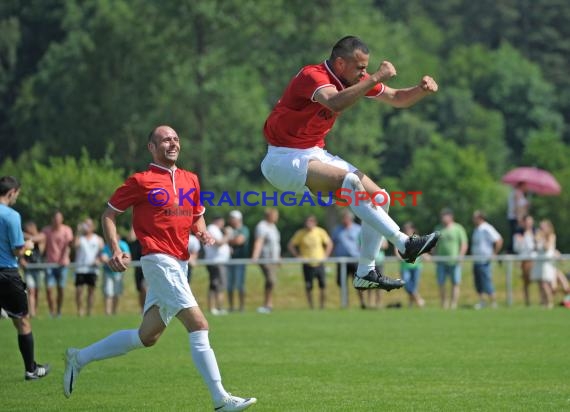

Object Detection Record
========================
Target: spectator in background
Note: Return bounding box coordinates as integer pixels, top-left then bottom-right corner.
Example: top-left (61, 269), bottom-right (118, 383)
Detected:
top-left (251, 208), bottom-right (281, 314)
top-left (288, 215), bottom-right (333, 310)
top-left (100, 233), bottom-right (131, 315)
top-left (74, 218), bottom-right (104, 317)
top-left (531, 219), bottom-right (557, 309)
top-left (513, 215), bottom-right (535, 306)
top-left (471, 211), bottom-right (503, 309)
top-left (367, 239), bottom-right (388, 309)
top-left (226, 210), bottom-right (250, 313)
top-left (187, 234), bottom-right (201, 283)
top-left (331, 211), bottom-right (366, 309)
top-left (42, 211), bottom-right (74, 317)
top-left (396, 222), bottom-right (426, 308)
top-left (20, 221), bottom-right (46, 317)
top-left (205, 216), bottom-right (230, 315)
top-left (435, 208), bottom-right (468, 309)
top-left (0, 176), bottom-right (50, 380)
top-left (552, 265), bottom-right (570, 305)
top-left (127, 227), bottom-right (146, 312)
top-left (506, 182), bottom-right (529, 253)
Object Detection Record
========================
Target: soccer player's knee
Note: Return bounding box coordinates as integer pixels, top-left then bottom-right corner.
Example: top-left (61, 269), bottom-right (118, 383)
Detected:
top-left (140, 334), bottom-right (159, 347)
top-left (14, 316), bottom-right (32, 334)
top-left (372, 190), bottom-right (390, 213)
top-left (342, 172), bottom-right (362, 190)
top-left (194, 318), bottom-right (209, 331)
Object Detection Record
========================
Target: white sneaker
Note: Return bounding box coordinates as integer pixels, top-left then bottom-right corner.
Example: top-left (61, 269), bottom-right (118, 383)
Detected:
top-left (63, 348), bottom-right (81, 398)
top-left (256, 306), bottom-right (272, 314)
top-left (215, 394), bottom-right (257, 411)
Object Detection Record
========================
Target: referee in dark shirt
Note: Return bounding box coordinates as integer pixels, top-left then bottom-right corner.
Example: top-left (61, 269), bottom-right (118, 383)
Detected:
top-left (0, 176), bottom-right (50, 380)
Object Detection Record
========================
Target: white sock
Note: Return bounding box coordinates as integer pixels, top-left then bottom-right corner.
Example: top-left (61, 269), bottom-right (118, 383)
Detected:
top-left (190, 330), bottom-right (228, 404)
top-left (77, 329), bottom-right (144, 367)
top-left (357, 222), bottom-right (383, 277)
top-left (341, 173), bottom-right (407, 252)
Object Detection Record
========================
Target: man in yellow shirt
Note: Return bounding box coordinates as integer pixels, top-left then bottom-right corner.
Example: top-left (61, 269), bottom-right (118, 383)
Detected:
top-left (288, 215), bottom-right (333, 309)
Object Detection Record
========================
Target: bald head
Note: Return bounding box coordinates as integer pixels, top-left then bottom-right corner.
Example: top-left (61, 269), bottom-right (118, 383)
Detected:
top-left (147, 125), bottom-right (180, 168)
top-left (148, 125), bottom-right (177, 144)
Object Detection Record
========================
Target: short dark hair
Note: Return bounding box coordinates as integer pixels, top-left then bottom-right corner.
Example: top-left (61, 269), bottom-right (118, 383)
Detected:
top-left (148, 127), bottom-right (159, 144)
top-left (473, 210), bottom-right (486, 220)
top-left (330, 36), bottom-right (369, 60)
top-left (0, 176), bottom-right (20, 196)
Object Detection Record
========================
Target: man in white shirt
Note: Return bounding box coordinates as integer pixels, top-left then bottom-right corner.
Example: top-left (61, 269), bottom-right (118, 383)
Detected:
top-left (251, 209), bottom-right (281, 313)
top-left (204, 217), bottom-right (230, 315)
top-left (471, 210), bottom-right (503, 309)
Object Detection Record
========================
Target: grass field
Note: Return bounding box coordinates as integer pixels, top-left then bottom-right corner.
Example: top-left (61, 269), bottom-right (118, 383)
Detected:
top-left (1, 307), bottom-right (569, 411)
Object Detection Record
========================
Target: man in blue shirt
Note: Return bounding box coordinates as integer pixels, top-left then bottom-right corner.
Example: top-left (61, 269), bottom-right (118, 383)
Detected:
top-left (0, 176), bottom-right (50, 380)
top-left (331, 211), bottom-right (367, 308)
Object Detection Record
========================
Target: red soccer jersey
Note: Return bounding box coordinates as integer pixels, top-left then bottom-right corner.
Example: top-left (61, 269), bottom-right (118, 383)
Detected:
top-left (263, 61), bottom-right (385, 149)
top-left (108, 163), bottom-right (205, 261)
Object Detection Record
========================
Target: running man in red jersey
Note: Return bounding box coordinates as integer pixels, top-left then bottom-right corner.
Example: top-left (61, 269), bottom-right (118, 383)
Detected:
top-left (63, 126), bottom-right (256, 411)
top-left (262, 36), bottom-right (440, 291)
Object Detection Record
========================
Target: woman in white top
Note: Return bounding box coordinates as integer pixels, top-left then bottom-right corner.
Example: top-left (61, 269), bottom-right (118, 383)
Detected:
top-left (531, 219), bottom-right (556, 308)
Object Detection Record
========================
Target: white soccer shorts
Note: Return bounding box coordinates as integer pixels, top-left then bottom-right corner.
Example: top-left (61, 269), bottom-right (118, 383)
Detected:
top-left (261, 145), bottom-right (358, 194)
top-left (141, 253), bottom-right (198, 325)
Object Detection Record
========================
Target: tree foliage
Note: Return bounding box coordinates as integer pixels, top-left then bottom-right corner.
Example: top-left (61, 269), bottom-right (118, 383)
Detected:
top-left (0, 148), bottom-right (124, 228)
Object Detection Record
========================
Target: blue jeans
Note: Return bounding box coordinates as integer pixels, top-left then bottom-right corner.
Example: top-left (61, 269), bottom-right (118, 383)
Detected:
top-left (436, 263), bottom-right (461, 286)
top-left (45, 266), bottom-right (68, 288)
top-left (226, 264), bottom-right (246, 293)
top-left (473, 262), bottom-right (494, 295)
top-left (402, 267), bottom-right (421, 294)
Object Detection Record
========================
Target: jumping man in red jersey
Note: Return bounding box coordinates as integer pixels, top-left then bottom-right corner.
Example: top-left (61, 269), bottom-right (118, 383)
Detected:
top-left (63, 126), bottom-right (256, 411)
top-left (262, 36), bottom-right (440, 291)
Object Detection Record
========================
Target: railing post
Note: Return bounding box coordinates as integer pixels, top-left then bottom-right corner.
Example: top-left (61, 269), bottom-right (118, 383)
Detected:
top-left (340, 260), bottom-right (348, 308)
top-left (506, 257), bottom-right (513, 307)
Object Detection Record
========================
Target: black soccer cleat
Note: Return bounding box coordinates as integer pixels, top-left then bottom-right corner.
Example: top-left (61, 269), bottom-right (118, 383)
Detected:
top-left (353, 270), bottom-right (405, 292)
top-left (400, 232), bottom-right (440, 264)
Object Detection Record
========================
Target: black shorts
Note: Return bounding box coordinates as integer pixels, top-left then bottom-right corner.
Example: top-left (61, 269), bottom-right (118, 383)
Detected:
top-left (303, 264), bottom-right (326, 291)
top-left (336, 262), bottom-right (358, 287)
top-left (134, 268), bottom-right (146, 292)
top-left (207, 265), bottom-right (226, 293)
top-left (0, 268), bottom-right (28, 318)
top-left (75, 273), bottom-right (97, 287)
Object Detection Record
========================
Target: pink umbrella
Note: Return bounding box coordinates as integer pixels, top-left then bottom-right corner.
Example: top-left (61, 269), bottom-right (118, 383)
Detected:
top-left (502, 167), bottom-right (561, 195)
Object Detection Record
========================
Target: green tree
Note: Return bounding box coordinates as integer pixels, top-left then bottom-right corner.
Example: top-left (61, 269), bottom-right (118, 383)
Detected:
top-left (0, 0), bottom-right (66, 161)
top-left (1, 149), bottom-right (124, 229)
top-left (379, 112), bottom-right (436, 177)
top-left (398, 134), bottom-right (505, 232)
top-left (430, 87), bottom-right (509, 177)
top-left (446, 43), bottom-right (563, 162)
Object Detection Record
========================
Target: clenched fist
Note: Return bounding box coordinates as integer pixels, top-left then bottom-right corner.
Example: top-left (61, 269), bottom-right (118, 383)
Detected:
top-left (373, 61), bottom-right (397, 83)
top-left (109, 252), bottom-right (131, 272)
top-left (195, 231), bottom-right (215, 246)
top-left (419, 76), bottom-right (438, 93)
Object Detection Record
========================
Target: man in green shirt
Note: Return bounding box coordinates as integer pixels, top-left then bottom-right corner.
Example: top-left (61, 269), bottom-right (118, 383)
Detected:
top-left (434, 208), bottom-right (468, 309)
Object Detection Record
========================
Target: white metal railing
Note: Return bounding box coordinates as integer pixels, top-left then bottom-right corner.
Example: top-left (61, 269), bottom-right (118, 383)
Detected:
top-left (21, 254), bottom-right (570, 308)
